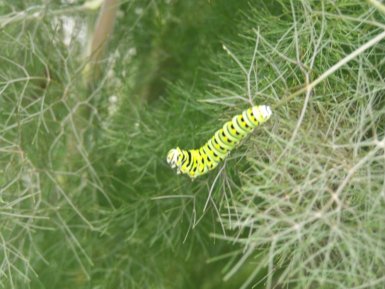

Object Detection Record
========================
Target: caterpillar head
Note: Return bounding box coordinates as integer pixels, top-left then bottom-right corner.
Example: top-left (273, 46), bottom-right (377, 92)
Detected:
top-left (167, 147), bottom-right (183, 172)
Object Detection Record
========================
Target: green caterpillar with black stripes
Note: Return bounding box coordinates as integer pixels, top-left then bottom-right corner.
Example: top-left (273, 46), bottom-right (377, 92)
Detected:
top-left (167, 105), bottom-right (272, 179)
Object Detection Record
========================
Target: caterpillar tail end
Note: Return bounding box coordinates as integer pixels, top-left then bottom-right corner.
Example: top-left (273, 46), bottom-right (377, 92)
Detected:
top-left (167, 147), bottom-right (180, 169)
top-left (253, 105), bottom-right (272, 122)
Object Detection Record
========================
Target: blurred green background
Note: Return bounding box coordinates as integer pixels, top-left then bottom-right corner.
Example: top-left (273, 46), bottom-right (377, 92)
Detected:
top-left (1, 0), bottom-right (385, 288)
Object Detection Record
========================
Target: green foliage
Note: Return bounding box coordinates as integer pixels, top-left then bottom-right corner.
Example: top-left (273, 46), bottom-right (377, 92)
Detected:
top-left (1, 0), bottom-right (385, 289)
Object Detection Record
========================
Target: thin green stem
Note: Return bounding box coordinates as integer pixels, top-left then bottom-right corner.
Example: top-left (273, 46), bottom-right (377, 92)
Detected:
top-left (274, 29), bottom-right (385, 108)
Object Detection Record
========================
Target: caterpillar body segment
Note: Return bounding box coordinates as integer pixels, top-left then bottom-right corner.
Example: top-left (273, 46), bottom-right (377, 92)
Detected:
top-left (167, 105), bottom-right (272, 179)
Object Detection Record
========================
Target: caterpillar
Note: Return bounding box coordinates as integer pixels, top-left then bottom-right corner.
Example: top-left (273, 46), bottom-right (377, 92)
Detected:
top-left (167, 105), bottom-right (272, 179)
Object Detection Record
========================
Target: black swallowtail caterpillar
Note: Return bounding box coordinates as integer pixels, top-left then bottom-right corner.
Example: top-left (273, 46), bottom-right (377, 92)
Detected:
top-left (167, 105), bottom-right (272, 179)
